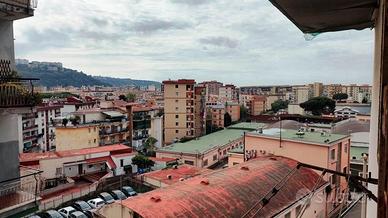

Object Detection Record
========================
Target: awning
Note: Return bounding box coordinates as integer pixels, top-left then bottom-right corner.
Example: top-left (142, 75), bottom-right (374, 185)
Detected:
top-left (102, 111), bottom-right (125, 118)
top-left (269, 0), bottom-right (378, 33)
top-left (86, 156), bottom-right (117, 169)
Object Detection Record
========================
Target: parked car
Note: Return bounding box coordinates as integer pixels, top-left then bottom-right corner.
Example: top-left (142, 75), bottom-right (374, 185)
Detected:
top-left (122, 186), bottom-right (137, 197)
top-left (28, 215), bottom-right (42, 218)
top-left (58, 206), bottom-right (77, 218)
top-left (69, 211), bottom-right (88, 218)
top-left (72, 200), bottom-right (93, 217)
top-left (98, 192), bottom-right (115, 204)
top-left (87, 198), bottom-right (105, 209)
top-left (110, 190), bottom-right (127, 200)
top-left (39, 210), bottom-right (63, 218)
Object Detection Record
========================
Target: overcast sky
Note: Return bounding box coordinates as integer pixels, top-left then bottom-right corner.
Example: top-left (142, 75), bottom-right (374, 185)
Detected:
top-left (14, 0), bottom-right (374, 86)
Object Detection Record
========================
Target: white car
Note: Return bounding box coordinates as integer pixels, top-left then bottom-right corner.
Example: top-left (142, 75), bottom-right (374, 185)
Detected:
top-left (87, 198), bottom-right (105, 209)
top-left (58, 206), bottom-right (77, 218)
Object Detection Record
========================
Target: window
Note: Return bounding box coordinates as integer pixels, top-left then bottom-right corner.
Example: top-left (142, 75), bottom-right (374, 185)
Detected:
top-left (88, 165), bottom-right (93, 168)
top-left (223, 150), bottom-right (227, 155)
top-left (120, 159), bottom-right (124, 167)
top-left (94, 139), bottom-right (97, 143)
top-left (330, 149), bottom-right (336, 160)
top-left (213, 154), bottom-right (217, 161)
top-left (175, 84), bottom-right (178, 88)
top-left (175, 115), bottom-right (179, 119)
top-left (176, 130), bottom-right (179, 133)
top-left (233, 162), bottom-right (239, 166)
top-left (184, 160), bottom-right (194, 165)
top-left (175, 99), bottom-right (179, 103)
top-left (285, 211), bottom-right (291, 218)
top-left (203, 159), bottom-right (208, 166)
top-left (344, 143), bottom-right (348, 153)
top-left (343, 167), bottom-right (347, 173)
top-left (55, 167), bottom-right (62, 175)
top-left (176, 122), bottom-right (179, 126)
top-left (175, 107), bottom-right (179, 111)
top-left (176, 92), bottom-right (179, 96)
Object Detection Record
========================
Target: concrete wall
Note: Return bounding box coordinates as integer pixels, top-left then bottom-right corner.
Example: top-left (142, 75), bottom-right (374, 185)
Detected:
top-left (150, 116), bottom-right (163, 148)
top-left (55, 126), bottom-right (99, 151)
top-left (0, 111), bottom-right (20, 182)
top-left (0, 20), bottom-right (15, 67)
top-left (228, 153), bottom-right (244, 167)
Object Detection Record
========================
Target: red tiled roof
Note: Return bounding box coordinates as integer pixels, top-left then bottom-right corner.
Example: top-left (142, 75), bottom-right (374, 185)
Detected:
top-left (143, 164), bottom-right (204, 185)
top-left (20, 144), bottom-right (132, 162)
top-left (118, 156), bottom-right (328, 217)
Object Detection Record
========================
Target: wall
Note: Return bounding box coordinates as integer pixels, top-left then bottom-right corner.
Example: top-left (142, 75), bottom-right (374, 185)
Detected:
top-left (55, 126), bottom-right (99, 151)
top-left (0, 20), bottom-right (15, 67)
top-left (0, 110), bottom-right (23, 182)
top-left (60, 105), bottom-right (76, 117)
top-left (287, 104), bottom-right (305, 115)
top-left (150, 116), bottom-right (163, 148)
top-left (228, 153), bottom-right (244, 167)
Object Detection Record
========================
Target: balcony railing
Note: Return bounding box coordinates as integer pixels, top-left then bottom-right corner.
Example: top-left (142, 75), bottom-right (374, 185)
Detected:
top-left (0, 60), bottom-right (39, 108)
top-left (0, 166), bottom-right (42, 216)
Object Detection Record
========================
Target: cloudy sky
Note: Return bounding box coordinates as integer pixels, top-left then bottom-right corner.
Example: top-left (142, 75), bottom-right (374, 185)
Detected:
top-left (14, 0), bottom-right (374, 86)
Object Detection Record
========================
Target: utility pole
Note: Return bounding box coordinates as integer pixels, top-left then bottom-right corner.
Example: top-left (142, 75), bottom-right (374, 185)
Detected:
top-left (361, 153), bottom-right (368, 218)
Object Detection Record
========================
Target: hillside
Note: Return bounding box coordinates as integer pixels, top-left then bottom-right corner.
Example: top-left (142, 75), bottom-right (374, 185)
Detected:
top-left (16, 63), bottom-right (161, 88)
top-left (93, 76), bottom-right (161, 88)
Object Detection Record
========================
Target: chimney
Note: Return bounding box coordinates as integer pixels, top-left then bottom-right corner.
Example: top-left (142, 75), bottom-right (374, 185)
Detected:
top-left (126, 104), bottom-right (133, 147)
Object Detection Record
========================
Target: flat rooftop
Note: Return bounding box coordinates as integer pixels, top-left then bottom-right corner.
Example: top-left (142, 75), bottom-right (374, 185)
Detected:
top-left (247, 128), bottom-right (349, 145)
top-left (158, 122), bottom-right (264, 154)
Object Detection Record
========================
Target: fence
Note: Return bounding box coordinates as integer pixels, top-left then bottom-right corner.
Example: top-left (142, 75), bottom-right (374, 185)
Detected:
top-left (39, 183), bottom-right (98, 211)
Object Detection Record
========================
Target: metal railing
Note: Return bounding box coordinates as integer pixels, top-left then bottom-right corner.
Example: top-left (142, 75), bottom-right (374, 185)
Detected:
top-left (0, 59), bottom-right (39, 108)
top-left (0, 166), bottom-right (42, 212)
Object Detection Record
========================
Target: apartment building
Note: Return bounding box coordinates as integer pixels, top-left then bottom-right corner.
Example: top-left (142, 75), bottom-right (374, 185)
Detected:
top-left (291, 85), bottom-right (311, 104)
top-left (198, 80), bottom-right (223, 96)
top-left (162, 79), bottom-right (205, 144)
top-left (323, 84), bottom-right (343, 98)
top-left (225, 102), bottom-right (240, 122)
top-left (247, 95), bottom-right (267, 115)
top-left (309, 82), bottom-right (324, 97)
top-left (219, 84), bottom-right (238, 102)
top-left (207, 104), bottom-right (225, 128)
top-left (36, 105), bottom-right (63, 151)
top-left (132, 106), bottom-right (152, 149)
top-left (244, 128), bottom-right (350, 214)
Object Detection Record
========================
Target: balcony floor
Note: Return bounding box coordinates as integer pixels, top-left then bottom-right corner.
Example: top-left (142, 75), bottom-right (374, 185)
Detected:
top-left (0, 190), bottom-right (36, 211)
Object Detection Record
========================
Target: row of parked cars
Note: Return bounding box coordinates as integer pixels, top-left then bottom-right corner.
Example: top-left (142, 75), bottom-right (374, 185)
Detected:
top-left (29, 186), bottom-right (138, 218)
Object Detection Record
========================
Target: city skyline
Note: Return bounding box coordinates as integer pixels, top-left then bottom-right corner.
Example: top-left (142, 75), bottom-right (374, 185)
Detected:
top-left (13, 0), bottom-right (373, 86)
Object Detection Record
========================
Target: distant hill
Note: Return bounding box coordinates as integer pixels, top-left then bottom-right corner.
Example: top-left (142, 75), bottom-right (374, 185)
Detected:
top-left (93, 76), bottom-right (161, 88)
top-left (16, 62), bottom-right (161, 88)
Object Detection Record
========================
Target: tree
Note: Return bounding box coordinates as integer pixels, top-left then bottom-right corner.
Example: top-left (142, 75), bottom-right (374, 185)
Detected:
top-left (118, 94), bottom-right (127, 101)
top-left (69, 115), bottom-right (81, 126)
top-left (332, 93), bottom-right (348, 101)
top-left (62, 118), bottom-right (69, 127)
top-left (126, 92), bottom-right (136, 102)
top-left (362, 97), bottom-right (368, 104)
top-left (131, 155), bottom-right (155, 170)
top-left (224, 112), bottom-right (232, 127)
top-left (299, 97), bottom-right (336, 116)
top-left (271, 100), bottom-right (289, 113)
top-left (240, 105), bottom-right (248, 121)
top-left (144, 137), bottom-right (158, 152)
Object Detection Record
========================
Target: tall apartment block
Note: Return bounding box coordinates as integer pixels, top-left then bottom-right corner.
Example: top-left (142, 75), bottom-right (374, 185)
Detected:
top-left (162, 79), bottom-right (205, 144)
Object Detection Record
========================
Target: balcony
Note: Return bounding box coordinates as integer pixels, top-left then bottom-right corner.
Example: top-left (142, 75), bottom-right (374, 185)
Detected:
top-left (0, 60), bottom-right (39, 108)
top-left (0, 0), bottom-right (37, 20)
top-left (0, 166), bottom-right (42, 217)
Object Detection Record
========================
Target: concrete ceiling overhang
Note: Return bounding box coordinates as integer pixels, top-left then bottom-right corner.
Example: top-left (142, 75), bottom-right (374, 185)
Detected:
top-left (269, 0), bottom-right (378, 33)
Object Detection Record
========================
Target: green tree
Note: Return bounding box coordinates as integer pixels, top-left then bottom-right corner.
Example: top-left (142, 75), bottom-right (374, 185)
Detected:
top-left (271, 100), bottom-right (289, 113)
top-left (132, 155), bottom-right (155, 170)
top-left (144, 137), bottom-right (158, 152)
top-left (118, 94), bottom-right (127, 101)
top-left (70, 115), bottom-right (81, 126)
top-left (224, 112), bottom-right (232, 127)
top-left (62, 118), bottom-right (69, 127)
top-left (332, 93), bottom-right (348, 101)
top-left (126, 92), bottom-right (136, 102)
top-left (362, 97), bottom-right (368, 104)
top-left (240, 105), bottom-right (248, 121)
top-left (299, 97), bottom-right (336, 116)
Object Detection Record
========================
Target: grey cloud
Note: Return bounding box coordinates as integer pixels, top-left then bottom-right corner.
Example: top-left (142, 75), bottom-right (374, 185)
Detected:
top-left (131, 18), bottom-right (192, 34)
top-left (199, 36), bottom-right (239, 48)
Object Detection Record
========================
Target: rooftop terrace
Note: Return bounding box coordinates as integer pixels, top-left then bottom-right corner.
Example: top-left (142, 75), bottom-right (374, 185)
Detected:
top-left (158, 122), bottom-right (264, 155)
top-left (247, 128), bottom-right (349, 146)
